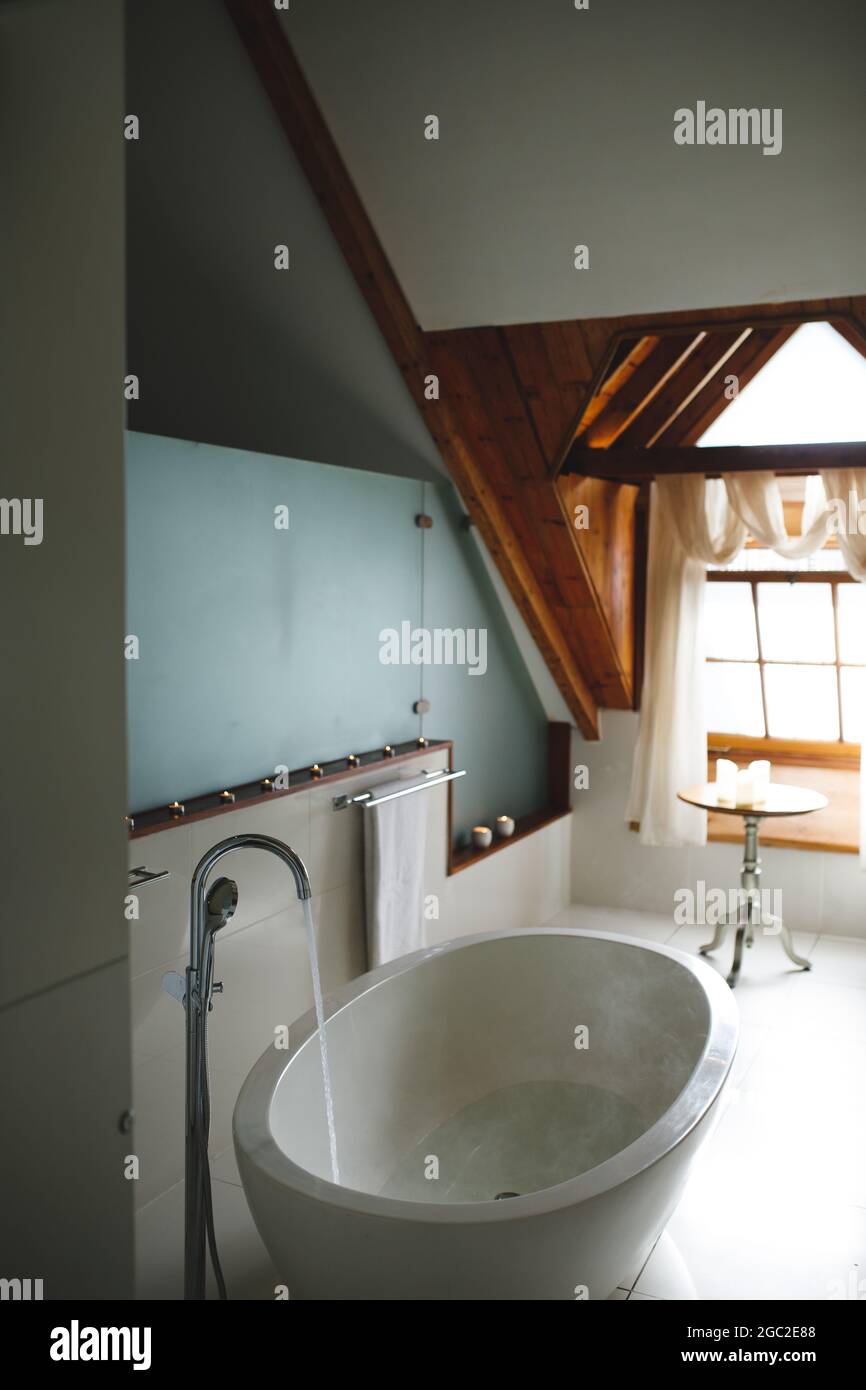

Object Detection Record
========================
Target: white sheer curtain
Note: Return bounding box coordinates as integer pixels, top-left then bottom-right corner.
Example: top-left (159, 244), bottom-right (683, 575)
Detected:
top-left (628, 470), bottom-right (866, 865)
top-left (822, 471), bottom-right (866, 868)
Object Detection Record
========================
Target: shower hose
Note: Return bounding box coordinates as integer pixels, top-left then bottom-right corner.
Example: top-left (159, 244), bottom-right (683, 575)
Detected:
top-left (198, 937), bottom-right (228, 1301)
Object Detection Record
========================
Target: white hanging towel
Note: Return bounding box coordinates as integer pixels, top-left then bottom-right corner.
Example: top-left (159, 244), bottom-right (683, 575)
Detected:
top-left (363, 776), bottom-right (429, 968)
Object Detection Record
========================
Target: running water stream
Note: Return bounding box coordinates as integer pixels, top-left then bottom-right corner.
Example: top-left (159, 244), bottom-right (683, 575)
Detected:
top-left (303, 898), bottom-right (340, 1183)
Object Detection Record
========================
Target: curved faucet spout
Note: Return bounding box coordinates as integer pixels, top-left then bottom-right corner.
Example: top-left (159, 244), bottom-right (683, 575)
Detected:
top-left (184, 832), bottom-right (313, 1301)
top-left (189, 833), bottom-right (312, 972)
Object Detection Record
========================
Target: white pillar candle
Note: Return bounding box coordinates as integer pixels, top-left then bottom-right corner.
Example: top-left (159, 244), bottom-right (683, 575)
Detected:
top-left (736, 768), bottom-right (755, 805)
top-left (715, 758), bottom-right (738, 804)
top-left (749, 760), bottom-right (771, 805)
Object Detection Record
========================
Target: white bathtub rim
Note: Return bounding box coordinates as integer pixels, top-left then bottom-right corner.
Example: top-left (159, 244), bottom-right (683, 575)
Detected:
top-left (233, 927), bottom-right (739, 1226)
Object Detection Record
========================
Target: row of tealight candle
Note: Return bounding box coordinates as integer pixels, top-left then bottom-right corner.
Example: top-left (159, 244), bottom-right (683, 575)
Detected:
top-left (715, 758), bottom-right (771, 806)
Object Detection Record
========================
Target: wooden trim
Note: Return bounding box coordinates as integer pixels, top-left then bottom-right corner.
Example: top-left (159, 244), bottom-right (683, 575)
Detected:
top-left (708, 830), bottom-right (857, 855)
top-left (669, 326), bottom-right (799, 447)
top-left (707, 569), bottom-right (856, 583)
top-left (708, 732), bottom-right (860, 772)
top-left (129, 738), bottom-right (452, 839)
top-left (615, 308), bottom-right (866, 344)
top-left (633, 781), bottom-right (860, 854)
top-left (617, 328), bottom-right (752, 449)
top-left (706, 760), bottom-right (859, 854)
top-left (548, 334), bottom-right (623, 479)
top-left (448, 806), bottom-right (572, 875)
top-left (631, 811), bottom-right (861, 845)
top-left (555, 308), bottom-right (866, 479)
top-left (547, 720), bottom-right (573, 813)
top-left (577, 333), bottom-right (706, 449)
top-left (833, 317), bottom-right (866, 364)
top-left (446, 720), bottom-right (573, 873)
top-left (568, 441), bottom-right (866, 483)
top-left (553, 473), bottom-right (637, 708)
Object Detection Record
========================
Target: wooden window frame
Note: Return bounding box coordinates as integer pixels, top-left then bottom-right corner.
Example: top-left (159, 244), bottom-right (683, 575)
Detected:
top-left (706, 568), bottom-right (863, 771)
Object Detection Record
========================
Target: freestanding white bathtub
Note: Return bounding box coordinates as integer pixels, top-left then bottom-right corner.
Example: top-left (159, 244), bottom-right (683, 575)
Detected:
top-left (234, 928), bottom-right (738, 1300)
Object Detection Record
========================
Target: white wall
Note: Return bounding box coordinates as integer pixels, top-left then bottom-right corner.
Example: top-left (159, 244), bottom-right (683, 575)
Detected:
top-left (571, 712), bottom-right (866, 939)
top-left (0, 0), bottom-right (132, 1298)
top-left (131, 749), bottom-right (569, 1297)
top-left (287, 0), bottom-right (866, 329)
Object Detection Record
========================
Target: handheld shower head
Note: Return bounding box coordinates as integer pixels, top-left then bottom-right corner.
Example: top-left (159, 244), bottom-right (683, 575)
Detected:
top-left (205, 876), bottom-right (238, 932)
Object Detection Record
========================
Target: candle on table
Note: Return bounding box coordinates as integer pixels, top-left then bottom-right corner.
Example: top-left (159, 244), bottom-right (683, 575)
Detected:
top-left (749, 760), bottom-right (771, 804)
top-left (735, 768), bottom-right (755, 805)
top-left (715, 758), bottom-right (738, 804)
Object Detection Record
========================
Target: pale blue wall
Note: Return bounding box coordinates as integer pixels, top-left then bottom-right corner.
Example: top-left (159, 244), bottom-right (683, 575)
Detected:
top-left (126, 433), bottom-right (547, 841)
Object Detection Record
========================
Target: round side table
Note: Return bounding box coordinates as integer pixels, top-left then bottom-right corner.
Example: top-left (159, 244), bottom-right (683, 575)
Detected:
top-left (677, 782), bottom-right (828, 987)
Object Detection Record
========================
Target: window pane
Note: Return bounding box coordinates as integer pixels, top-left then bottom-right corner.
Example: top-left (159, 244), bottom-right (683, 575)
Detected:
top-left (837, 584), bottom-right (866, 665)
top-left (704, 582), bottom-right (758, 659)
top-left (705, 662), bottom-right (764, 736)
top-left (764, 664), bottom-right (840, 740)
top-left (757, 582), bottom-right (836, 662)
top-left (841, 667), bottom-right (865, 743)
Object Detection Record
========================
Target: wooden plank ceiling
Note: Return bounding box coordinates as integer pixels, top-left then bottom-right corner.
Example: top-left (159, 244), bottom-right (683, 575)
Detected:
top-left (560, 314), bottom-right (866, 478)
top-left (225, 0), bottom-right (866, 739)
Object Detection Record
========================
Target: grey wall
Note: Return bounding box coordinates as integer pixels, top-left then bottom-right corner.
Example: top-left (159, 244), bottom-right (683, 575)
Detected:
top-left (126, 433), bottom-right (548, 841)
top-left (286, 0), bottom-right (866, 329)
top-left (0, 0), bottom-right (133, 1297)
top-left (125, 0), bottom-right (444, 482)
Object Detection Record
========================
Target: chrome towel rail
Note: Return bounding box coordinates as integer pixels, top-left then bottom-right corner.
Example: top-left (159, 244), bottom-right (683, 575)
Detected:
top-left (333, 768), bottom-right (466, 810)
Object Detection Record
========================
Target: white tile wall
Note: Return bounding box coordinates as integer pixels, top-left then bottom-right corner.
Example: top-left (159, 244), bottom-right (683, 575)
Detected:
top-left (129, 752), bottom-right (571, 1284)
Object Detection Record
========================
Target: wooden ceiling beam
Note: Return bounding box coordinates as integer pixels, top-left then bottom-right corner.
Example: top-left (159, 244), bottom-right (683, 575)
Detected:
top-left (568, 337), bottom-right (655, 446)
top-left (574, 332), bottom-right (707, 450)
top-left (662, 325), bottom-right (799, 446)
top-left (429, 329), bottom-right (635, 709)
top-left (569, 441), bottom-right (866, 483)
top-left (615, 328), bottom-right (752, 449)
top-left (830, 313), bottom-right (866, 364)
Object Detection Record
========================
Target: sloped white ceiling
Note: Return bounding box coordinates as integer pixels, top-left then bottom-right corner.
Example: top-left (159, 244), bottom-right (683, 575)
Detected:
top-left (285, 0), bottom-right (866, 330)
top-left (126, 0), bottom-right (445, 480)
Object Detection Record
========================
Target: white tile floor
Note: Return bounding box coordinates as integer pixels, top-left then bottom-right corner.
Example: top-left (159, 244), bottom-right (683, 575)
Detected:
top-left (549, 904), bottom-right (866, 1302)
top-left (134, 904), bottom-right (866, 1301)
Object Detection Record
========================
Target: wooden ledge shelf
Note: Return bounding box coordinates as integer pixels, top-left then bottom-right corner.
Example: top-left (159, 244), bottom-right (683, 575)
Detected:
top-left (128, 738), bottom-right (452, 840)
top-left (447, 722), bottom-right (573, 874)
top-left (447, 806), bottom-right (572, 876)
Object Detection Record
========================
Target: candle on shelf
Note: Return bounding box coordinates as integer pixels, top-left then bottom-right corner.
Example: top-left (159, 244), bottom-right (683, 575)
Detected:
top-left (715, 758), bottom-right (738, 804)
top-left (495, 815), bottom-right (515, 839)
top-left (735, 768), bottom-right (755, 805)
top-left (749, 760), bottom-right (771, 805)
top-left (471, 825), bottom-right (493, 850)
